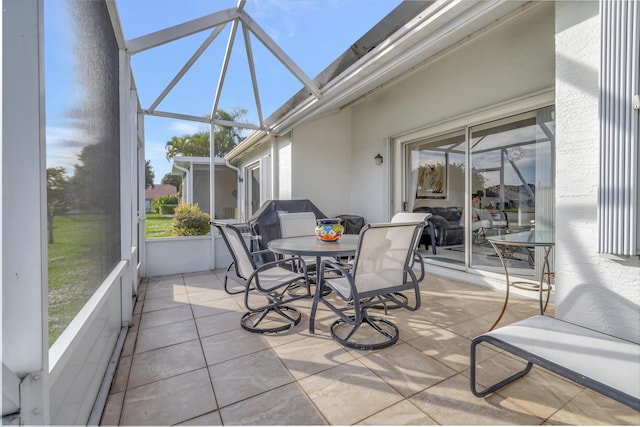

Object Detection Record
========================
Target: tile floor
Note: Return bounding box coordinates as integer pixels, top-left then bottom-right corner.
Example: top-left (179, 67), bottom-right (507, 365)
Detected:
top-left (100, 270), bottom-right (640, 425)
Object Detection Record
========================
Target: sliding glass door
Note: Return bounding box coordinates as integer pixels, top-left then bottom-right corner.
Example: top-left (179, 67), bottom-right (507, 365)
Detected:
top-left (403, 106), bottom-right (555, 278)
top-left (406, 130), bottom-right (466, 266)
top-left (469, 107), bottom-right (555, 277)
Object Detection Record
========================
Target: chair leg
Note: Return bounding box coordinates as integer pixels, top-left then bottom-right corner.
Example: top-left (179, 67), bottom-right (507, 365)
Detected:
top-left (428, 224), bottom-right (437, 255)
top-left (329, 308), bottom-right (400, 350)
top-left (223, 263), bottom-right (245, 295)
top-left (470, 336), bottom-right (534, 397)
top-left (241, 305), bottom-right (301, 334)
top-left (309, 279), bottom-right (325, 334)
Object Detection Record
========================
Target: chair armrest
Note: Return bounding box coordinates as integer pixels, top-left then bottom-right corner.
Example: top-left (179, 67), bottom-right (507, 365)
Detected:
top-left (321, 258), bottom-right (352, 277)
top-left (411, 250), bottom-right (425, 282)
top-left (250, 248), bottom-right (273, 256)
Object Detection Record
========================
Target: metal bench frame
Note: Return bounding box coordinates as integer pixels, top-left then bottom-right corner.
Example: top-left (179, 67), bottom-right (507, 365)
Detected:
top-left (470, 315), bottom-right (640, 411)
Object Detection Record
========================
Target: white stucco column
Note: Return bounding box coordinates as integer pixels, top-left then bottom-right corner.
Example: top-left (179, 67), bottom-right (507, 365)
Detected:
top-left (555, 1), bottom-right (640, 343)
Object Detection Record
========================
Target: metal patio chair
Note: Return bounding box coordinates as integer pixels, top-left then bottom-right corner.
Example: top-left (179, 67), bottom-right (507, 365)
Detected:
top-left (212, 221), bottom-right (311, 334)
top-left (309, 221), bottom-right (425, 350)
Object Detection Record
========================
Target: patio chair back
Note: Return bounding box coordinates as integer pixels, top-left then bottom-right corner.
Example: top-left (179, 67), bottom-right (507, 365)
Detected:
top-left (279, 212), bottom-right (317, 238)
top-left (390, 212), bottom-right (432, 224)
top-left (278, 211), bottom-right (324, 271)
top-left (215, 222), bottom-right (256, 280)
top-left (390, 212), bottom-right (431, 282)
top-left (351, 222), bottom-right (425, 296)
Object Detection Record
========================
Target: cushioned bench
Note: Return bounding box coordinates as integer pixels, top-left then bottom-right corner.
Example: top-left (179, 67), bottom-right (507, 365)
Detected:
top-left (470, 315), bottom-right (640, 410)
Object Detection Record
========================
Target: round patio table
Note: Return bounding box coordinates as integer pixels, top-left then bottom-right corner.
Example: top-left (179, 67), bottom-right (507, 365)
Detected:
top-left (268, 234), bottom-right (358, 296)
top-left (268, 234), bottom-right (359, 266)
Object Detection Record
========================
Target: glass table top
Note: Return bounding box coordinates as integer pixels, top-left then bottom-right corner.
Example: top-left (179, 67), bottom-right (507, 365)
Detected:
top-left (487, 230), bottom-right (554, 246)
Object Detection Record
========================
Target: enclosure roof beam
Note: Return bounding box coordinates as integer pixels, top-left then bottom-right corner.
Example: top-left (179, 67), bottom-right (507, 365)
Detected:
top-left (144, 109), bottom-right (261, 131)
top-left (148, 26), bottom-right (225, 112)
top-left (242, 21), bottom-right (264, 127)
top-left (210, 13), bottom-right (240, 120)
top-left (126, 8), bottom-right (240, 54)
top-left (239, 10), bottom-right (320, 98)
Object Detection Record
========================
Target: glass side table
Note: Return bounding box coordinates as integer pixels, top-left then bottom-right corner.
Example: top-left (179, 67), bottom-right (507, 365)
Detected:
top-left (487, 230), bottom-right (554, 331)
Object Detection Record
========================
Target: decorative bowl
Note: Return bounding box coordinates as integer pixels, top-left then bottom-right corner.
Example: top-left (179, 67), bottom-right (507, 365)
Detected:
top-left (315, 218), bottom-right (344, 242)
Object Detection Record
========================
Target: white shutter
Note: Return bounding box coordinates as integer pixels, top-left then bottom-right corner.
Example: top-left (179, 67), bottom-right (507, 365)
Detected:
top-left (598, 0), bottom-right (640, 255)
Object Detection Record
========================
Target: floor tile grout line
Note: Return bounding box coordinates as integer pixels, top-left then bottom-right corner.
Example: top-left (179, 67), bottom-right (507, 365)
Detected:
top-left (109, 270), bottom-right (615, 426)
top-left (188, 272), bottom-right (225, 425)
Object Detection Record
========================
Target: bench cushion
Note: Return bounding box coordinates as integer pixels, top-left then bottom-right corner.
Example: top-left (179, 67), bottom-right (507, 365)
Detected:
top-left (474, 315), bottom-right (640, 409)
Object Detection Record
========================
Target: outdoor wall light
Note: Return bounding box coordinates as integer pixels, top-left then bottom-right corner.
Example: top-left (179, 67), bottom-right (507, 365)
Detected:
top-left (374, 153), bottom-right (383, 165)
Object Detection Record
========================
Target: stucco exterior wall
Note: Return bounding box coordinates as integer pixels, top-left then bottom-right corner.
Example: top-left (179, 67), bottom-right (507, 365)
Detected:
top-left (288, 109), bottom-right (353, 217)
top-left (349, 2), bottom-right (555, 222)
top-left (554, 1), bottom-right (640, 343)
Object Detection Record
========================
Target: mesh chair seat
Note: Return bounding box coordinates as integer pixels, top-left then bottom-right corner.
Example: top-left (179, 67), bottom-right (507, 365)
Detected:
top-left (325, 271), bottom-right (403, 300)
top-left (256, 267), bottom-right (306, 291)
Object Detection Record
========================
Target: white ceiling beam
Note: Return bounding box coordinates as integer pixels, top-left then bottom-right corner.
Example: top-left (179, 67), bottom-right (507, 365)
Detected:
top-left (145, 110), bottom-right (261, 131)
top-left (144, 110), bottom-right (211, 123)
top-left (210, 15), bottom-right (241, 119)
top-left (242, 21), bottom-right (264, 128)
top-left (148, 26), bottom-right (226, 112)
top-left (239, 10), bottom-right (320, 98)
top-left (126, 8), bottom-right (240, 54)
top-left (106, 0), bottom-right (127, 49)
top-left (213, 118), bottom-right (262, 131)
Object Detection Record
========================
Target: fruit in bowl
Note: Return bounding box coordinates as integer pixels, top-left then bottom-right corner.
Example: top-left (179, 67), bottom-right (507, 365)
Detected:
top-left (315, 218), bottom-right (344, 242)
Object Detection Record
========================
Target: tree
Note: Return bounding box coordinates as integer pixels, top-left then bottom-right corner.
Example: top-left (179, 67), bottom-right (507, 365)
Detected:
top-left (47, 167), bottom-right (71, 244)
top-left (164, 108), bottom-right (247, 160)
top-left (161, 173), bottom-right (181, 193)
top-left (145, 160), bottom-right (155, 188)
top-left (165, 132), bottom-right (210, 160)
top-left (71, 141), bottom-right (119, 214)
top-left (213, 107), bottom-right (247, 157)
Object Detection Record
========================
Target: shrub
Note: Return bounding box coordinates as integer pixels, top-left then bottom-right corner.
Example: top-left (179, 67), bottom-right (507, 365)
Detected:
top-left (159, 204), bottom-right (178, 215)
top-left (171, 202), bottom-right (211, 236)
top-left (151, 194), bottom-right (179, 213)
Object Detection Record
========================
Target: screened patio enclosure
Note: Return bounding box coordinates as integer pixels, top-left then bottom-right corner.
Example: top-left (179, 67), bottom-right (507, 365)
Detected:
top-left (3, 0), bottom-right (639, 425)
top-left (3, 1), bottom-right (432, 423)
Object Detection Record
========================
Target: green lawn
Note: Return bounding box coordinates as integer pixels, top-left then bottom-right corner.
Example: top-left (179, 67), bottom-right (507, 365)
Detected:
top-left (47, 212), bottom-right (201, 345)
top-left (145, 213), bottom-right (174, 238)
top-left (48, 215), bottom-right (107, 345)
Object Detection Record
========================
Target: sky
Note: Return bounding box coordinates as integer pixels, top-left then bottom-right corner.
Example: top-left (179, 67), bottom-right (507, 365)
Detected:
top-left (114, 0), bottom-right (404, 182)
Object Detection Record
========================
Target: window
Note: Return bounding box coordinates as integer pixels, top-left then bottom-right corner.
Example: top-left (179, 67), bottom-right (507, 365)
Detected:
top-left (246, 162), bottom-right (261, 218)
top-left (45, 0), bottom-right (121, 345)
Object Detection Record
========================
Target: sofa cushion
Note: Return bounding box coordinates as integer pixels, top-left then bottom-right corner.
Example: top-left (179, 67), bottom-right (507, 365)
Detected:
top-left (413, 207), bottom-right (464, 247)
top-left (413, 206), bottom-right (461, 224)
